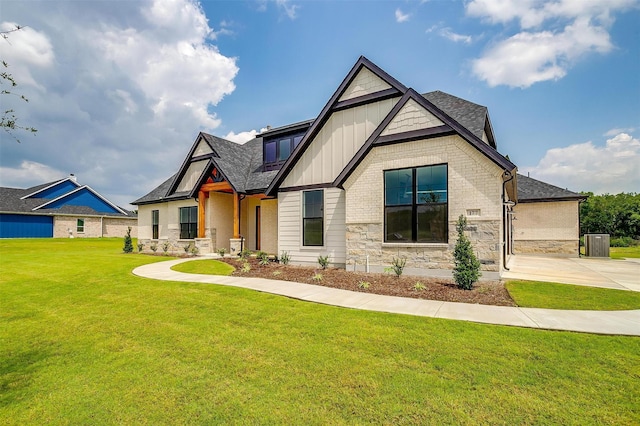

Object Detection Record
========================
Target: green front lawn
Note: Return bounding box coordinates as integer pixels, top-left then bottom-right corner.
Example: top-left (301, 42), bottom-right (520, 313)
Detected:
top-left (611, 246), bottom-right (640, 259)
top-left (506, 280), bottom-right (640, 310)
top-left (1, 239), bottom-right (639, 424)
top-left (171, 258), bottom-right (235, 275)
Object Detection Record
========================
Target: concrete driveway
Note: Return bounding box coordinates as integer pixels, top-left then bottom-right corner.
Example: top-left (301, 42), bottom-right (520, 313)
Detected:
top-left (503, 255), bottom-right (640, 292)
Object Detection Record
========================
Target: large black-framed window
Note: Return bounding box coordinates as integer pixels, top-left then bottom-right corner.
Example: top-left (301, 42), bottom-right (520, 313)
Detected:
top-left (384, 164), bottom-right (448, 243)
top-left (263, 132), bottom-right (305, 171)
top-left (302, 190), bottom-right (323, 246)
top-left (151, 210), bottom-right (159, 239)
top-left (179, 206), bottom-right (198, 239)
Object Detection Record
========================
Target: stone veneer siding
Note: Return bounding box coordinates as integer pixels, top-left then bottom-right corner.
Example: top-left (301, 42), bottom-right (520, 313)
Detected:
top-left (343, 135), bottom-right (506, 272)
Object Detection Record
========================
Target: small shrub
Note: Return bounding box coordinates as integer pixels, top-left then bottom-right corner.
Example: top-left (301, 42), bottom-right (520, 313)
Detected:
top-left (385, 257), bottom-right (406, 278)
top-left (258, 252), bottom-right (270, 266)
top-left (317, 255), bottom-right (329, 270)
top-left (161, 241), bottom-right (170, 255)
top-left (150, 243), bottom-right (158, 253)
top-left (453, 215), bottom-right (481, 290)
top-left (123, 227), bottom-right (134, 253)
top-left (238, 249), bottom-right (252, 260)
top-left (610, 237), bottom-right (635, 247)
top-left (358, 281), bottom-right (371, 289)
top-left (190, 245), bottom-right (199, 256)
top-left (280, 251), bottom-right (291, 265)
top-left (272, 270), bottom-right (282, 276)
top-left (137, 242), bottom-right (144, 253)
top-left (413, 282), bottom-right (426, 291)
top-left (217, 247), bottom-right (227, 257)
top-left (183, 243), bottom-right (192, 254)
top-left (312, 273), bottom-right (323, 282)
top-left (241, 262), bottom-right (251, 273)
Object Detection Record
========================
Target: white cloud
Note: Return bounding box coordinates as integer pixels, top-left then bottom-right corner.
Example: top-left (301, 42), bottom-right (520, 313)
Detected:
top-left (0, 23), bottom-right (54, 89)
top-left (521, 132), bottom-right (640, 194)
top-left (0, 0), bottom-right (239, 208)
top-left (257, 0), bottom-right (299, 19)
top-left (472, 17), bottom-right (612, 87)
top-left (276, 0), bottom-right (299, 20)
top-left (0, 161), bottom-right (65, 188)
top-left (467, 0), bottom-right (635, 87)
top-left (604, 127), bottom-right (636, 137)
top-left (395, 9), bottom-right (411, 23)
top-left (439, 28), bottom-right (473, 43)
top-left (224, 127), bottom-right (270, 144)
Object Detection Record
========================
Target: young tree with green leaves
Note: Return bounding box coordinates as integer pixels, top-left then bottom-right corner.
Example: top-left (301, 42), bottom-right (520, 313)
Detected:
top-left (453, 215), bottom-right (481, 290)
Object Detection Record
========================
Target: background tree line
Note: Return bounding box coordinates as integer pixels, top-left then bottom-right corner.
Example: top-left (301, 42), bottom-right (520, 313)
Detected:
top-left (580, 192), bottom-right (640, 246)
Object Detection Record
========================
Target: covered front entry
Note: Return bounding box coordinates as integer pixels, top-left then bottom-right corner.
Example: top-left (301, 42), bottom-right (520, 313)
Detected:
top-left (194, 172), bottom-right (277, 254)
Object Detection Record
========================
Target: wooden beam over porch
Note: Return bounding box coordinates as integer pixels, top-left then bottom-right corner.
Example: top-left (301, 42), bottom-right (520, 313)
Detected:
top-left (233, 191), bottom-right (240, 238)
top-left (200, 181), bottom-right (233, 192)
top-left (197, 190), bottom-right (207, 238)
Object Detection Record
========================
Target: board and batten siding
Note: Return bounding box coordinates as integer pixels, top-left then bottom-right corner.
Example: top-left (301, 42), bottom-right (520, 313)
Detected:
top-left (278, 188), bottom-right (346, 267)
top-left (281, 99), bottom-right (397, 188)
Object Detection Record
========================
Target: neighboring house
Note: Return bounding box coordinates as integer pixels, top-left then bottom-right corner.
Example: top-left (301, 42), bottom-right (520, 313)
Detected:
top-left (133, 56), bottom-right (581, 277)
top-left (0, 175), bottom-right (137, 238)
top-left (513, 174), bottom-right (586, 256)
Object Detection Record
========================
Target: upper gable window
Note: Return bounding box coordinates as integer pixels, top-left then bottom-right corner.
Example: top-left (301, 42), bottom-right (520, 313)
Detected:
top-left (263, 132), bottom-right (305, 171)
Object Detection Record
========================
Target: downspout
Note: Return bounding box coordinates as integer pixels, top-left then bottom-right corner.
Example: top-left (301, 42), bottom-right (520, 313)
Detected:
top-left (502, 170), bottom-right (515, 271)
top-left (100, 216), bottom-right (104, 238)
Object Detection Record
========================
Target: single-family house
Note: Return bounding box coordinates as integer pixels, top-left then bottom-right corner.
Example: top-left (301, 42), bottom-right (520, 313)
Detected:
top-left (133, 56), bottom-right (583, 277)
top-left (0, 174), bottom-right (137, 238)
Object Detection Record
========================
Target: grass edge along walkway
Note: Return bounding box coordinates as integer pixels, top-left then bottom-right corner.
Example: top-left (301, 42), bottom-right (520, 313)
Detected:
top-left (139, 258), bottom-right (640, 336)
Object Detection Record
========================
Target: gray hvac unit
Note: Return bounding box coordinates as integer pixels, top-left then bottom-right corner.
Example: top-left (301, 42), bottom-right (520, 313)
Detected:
top-left (584, 234), bottom-right (610, 257)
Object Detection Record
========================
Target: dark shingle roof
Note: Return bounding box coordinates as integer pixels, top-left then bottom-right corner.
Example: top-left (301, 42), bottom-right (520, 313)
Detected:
top-left (423, 90), bottom-right (487, 140)
top-left (0, 180), bottom-right (136, 217)
top-left (517, 174), bottom-right (586, 202)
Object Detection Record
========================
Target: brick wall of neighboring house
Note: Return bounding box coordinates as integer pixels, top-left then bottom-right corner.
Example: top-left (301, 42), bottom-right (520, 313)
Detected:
top-left (54, 216), bottom-right (137, 238)
top-left (343, 134), bottom-right (505, 272)
top-left (513, 200), bottom-right (580, 256)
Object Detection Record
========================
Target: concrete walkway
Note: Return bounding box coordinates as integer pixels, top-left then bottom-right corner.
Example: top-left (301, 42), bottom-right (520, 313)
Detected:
top-left (133, 258), bottom-right (640, 336)
top-left (503, 255), bottom-right (640, 292)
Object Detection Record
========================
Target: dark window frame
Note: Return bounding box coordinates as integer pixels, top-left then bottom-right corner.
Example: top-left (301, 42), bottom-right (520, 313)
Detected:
top-left (179, 206), bottom-right (198, 240)
top-left (151, 209), bottom-right (159, 239)
top-left (302, 189), bottom-right (324, 247)
top-left (384, 164), bottom-right (448, 244)
top-left (263, 132), bottom-right (306, 171)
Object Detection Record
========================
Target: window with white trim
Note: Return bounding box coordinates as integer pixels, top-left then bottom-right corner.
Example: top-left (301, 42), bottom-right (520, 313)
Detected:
top-left (77, 218), bottom-right (85, 233)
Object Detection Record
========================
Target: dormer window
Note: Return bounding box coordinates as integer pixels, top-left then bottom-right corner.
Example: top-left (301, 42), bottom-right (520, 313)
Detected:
top-left (263, 132), bottom-right (305, 171)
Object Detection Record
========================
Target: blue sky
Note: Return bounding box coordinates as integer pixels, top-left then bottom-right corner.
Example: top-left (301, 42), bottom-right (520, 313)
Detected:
top-left (1, 0), bottom-right (638, 208)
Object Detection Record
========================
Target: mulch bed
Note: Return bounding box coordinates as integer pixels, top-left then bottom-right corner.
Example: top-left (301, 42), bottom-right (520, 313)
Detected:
top-left (218, 257), bottom-right (516, 306)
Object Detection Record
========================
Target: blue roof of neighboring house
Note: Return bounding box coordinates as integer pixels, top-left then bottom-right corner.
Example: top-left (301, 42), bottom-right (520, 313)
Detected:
top-left (0, 177), bottom-right (136, 218)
